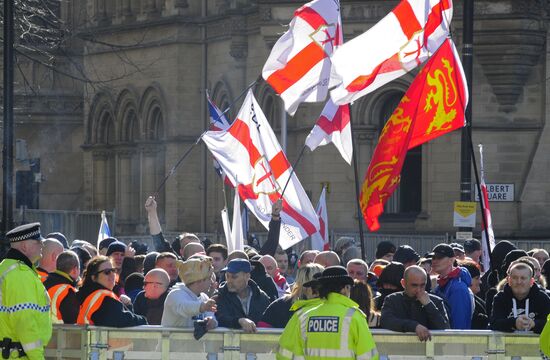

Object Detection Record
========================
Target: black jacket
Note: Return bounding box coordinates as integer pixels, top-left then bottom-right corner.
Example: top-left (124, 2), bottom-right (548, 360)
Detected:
top-left (471, 294), bottom-right (489, 330)
top-left (133, 290), bottom-right (168, 325)
top-left (43, 271), bottom-right (79, 324)
top-left (374, 288), bottom-right (400, 311)
top-left (214, 279), bottom-right (271, 328)
top-left (260, 296), bottom-right (293, 328)
top-left (77, 282), bottom-right (148, 327)
top-left (490, 283), bottom-right (550, 334)
top-left (250, 261), bottom-right (279, 302)
top-left (380, 291), bottom-right (449, 332)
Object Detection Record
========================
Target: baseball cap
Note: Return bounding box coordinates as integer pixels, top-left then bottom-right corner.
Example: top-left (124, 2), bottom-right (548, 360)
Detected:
top-left (450, 242), bottom-right (465, 254)
top-left (432, 244), bottom-right (455, 258)
top-left (222, 258), bottom-right (252, 273)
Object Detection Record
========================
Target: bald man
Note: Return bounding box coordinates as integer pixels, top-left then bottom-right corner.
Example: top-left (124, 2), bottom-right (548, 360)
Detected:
top-left (133, 268), bottom-right (170, 325)
top-left (37, 238), bottom-right (64, 282)
top-left (182, 242), bottom-right (205, 260)
top-left (314, 251), bottom-right (341, 268)
top-left (380, 265), bottom-right (449, 342)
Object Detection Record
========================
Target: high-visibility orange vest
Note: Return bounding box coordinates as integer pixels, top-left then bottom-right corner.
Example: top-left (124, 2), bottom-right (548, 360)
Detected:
top-left (37, 269), bottom-right (48, 283)
top-left (77, 289), bottom-right (119, 325)
top-left (47, 283), bottom-right (76, 324)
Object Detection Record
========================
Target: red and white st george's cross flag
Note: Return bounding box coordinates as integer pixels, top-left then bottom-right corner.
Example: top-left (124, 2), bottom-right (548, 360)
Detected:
top-left (479, 144), bottom-right (496, 271)
top-left (330, 0), bottom-right (453, 105)
top-left (202, 90), bottom-right (320, 250)
top-left (262, 0), bottom-right (342, 115)
top-left (311, 186), bottom-right (329, 251)
top-left (305, 100), bottom-right (352, 165)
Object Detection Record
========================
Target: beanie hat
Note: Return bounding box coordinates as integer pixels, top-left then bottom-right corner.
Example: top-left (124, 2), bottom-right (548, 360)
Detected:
top-left (376, 241), bottom-right (397, 259)
top-left (47, 232), bottom-right (69, 249)
top-left (377, 262), bottom-right (405, 290)
top-left (99, 237), bottom-right (117, 251)
top-left (143, 252), bottom-right (160, 275)
top-left (106, 241), bottom-right (127, 256)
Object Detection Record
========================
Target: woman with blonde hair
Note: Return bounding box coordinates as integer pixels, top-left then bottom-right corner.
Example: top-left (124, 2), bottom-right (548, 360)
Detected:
top-left (259, 263), bottom-right (324, 328)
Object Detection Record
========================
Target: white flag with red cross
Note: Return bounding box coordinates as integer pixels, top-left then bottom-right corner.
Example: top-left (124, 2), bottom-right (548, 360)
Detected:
top-left (202, 90), bottom-right (320, 250)
top-left (305, 100), bottom-right (352, 165)
top-left (330, 0), bottom-right (453, 105)
top-left (262, 0), bottom-right (343, 115)
top-left (311, 186), bottom-right (329, 251)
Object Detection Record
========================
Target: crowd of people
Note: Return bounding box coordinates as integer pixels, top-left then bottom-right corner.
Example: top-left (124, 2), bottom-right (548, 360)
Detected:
top-left (1, 196), bottom-right (550, 359)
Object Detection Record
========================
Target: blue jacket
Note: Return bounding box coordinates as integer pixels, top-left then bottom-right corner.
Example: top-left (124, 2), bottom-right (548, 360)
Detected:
top-left (433, 267), bottom-right (473, 329)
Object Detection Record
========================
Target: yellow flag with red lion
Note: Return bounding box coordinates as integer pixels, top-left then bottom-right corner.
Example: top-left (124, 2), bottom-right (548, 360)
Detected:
top-left (360, 38), bottom-right (468, 231)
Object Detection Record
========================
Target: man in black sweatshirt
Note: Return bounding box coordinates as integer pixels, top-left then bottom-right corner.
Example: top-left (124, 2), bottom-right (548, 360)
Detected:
top-left (490, 262), bottom-right (550, 334)
top-left (381, 265), bottom-right (449, 341)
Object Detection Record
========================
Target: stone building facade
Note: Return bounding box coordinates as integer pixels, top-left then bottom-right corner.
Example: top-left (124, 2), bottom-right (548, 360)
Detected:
top-left (3, 0), bottom-right (550, 241)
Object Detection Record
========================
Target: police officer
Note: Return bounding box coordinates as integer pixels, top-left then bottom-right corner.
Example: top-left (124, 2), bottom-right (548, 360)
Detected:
top-left (277, 266), bottom-right (379, 360)
top-left (0, 223), bottom-right (52, 359)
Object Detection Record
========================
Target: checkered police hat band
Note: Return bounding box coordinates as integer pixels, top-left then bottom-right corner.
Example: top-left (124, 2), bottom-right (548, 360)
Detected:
top-left (9, 229), bottom-right (41, 242)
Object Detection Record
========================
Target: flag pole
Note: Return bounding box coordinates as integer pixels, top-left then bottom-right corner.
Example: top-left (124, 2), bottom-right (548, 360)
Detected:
top-left (468, 140), bottom-right (493, 267)
top-left (459, 0), bottom-right (474, 209)
top-left (154, 132), bottom-right (206, 196)
top-left (157, 78), bottom-right (262, 197)
top-left (280, 144), bottom-right (307, 198)
top-left (349, 109), bottom-right (367, 261)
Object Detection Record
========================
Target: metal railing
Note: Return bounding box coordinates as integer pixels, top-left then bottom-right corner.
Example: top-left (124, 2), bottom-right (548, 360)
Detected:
top-left (45, 325), bottom-right (544, 360)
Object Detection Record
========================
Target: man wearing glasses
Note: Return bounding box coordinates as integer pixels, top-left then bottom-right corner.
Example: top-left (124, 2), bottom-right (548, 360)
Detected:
top-left (133, 268), bottom-right (170, 324)
top-left (0, 222), bottom-right (52, 359)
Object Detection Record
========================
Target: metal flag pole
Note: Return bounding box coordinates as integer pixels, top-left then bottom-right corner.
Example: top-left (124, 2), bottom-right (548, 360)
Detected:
top-left (349, 107), bottom-right (367, 261)
top-left (154, 78), bottom-right (260, 197)
top-left (459, 0), bottom-right (474, 207)
top-left (279, 145), bottom-right (307, 198)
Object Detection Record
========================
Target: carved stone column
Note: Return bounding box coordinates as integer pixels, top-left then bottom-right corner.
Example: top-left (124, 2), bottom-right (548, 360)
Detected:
top-left (92, 151), bottom-right (109, 210)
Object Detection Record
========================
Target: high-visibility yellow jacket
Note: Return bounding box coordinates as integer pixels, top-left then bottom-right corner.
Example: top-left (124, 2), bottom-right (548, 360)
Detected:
top-left (277, 292), bottom-right (379, 360)
top-left (0, 249), bottom-right (52, 360)
top-left (541, 313), bottom-right (550, 357)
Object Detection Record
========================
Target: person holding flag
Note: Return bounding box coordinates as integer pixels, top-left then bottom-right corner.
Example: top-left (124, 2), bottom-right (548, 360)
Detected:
top-left (202, 90), bottom-right (320, 250)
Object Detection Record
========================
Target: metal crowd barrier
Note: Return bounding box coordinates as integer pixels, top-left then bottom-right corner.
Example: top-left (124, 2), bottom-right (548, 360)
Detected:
top-left (45, 325), bottom-right (544, 360)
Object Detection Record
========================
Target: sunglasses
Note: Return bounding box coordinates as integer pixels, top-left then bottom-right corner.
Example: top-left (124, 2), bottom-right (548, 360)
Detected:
top-left (96, 268), bottom-right (118, 276)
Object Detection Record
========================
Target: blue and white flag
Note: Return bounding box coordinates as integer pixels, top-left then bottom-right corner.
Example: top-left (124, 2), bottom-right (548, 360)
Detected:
top-left (207, 93), bottom-right (233, 185)
top-left (97, 210), bottom-right (111, 245)
top-left (207, 93), bottom-right (231, 131)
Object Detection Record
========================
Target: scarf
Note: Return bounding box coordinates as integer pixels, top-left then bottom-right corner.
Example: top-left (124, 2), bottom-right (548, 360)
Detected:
top-left (437, 267), bottom-right (461, 288)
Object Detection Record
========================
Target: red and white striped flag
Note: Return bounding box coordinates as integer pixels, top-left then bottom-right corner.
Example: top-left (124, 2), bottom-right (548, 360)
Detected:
top-left (305, 100), bottom-right (352, 165)
top-left (311, 186), bottom-right (329, 251)
top-left (479, 144), bottom-right (496, 271)
top-left (262, 0), bottom-right (342, 115)
top-left (330, 0), bottom-right (453, 105)
top-left (202, 90), bottom-right (320, 250)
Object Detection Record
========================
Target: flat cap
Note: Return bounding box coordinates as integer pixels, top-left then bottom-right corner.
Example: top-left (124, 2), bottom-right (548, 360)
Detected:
top-left (6, 222), bottom-right (44, 243)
